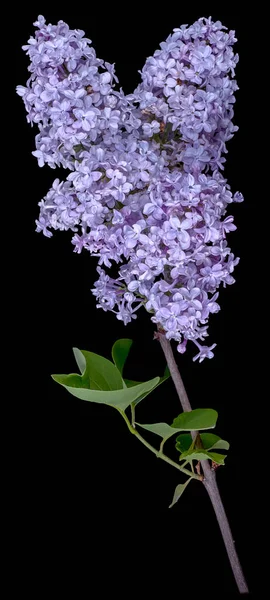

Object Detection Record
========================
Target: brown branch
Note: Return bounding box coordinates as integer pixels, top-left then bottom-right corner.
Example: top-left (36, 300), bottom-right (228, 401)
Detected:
top-left (157, 331), bottom-right (249, 595)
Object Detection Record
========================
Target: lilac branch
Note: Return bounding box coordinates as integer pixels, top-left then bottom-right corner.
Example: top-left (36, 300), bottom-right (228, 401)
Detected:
top-left (157, 332), bottom-right (249, 595)
top-left (18, 15), bottom-right (249, 593)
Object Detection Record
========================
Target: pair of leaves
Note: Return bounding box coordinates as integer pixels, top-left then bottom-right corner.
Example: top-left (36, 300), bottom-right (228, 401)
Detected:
top-left (52, 341), bottom-right (225, 466)
top-left (176, 432), bottom-right (229, 453)
top-left (52, 338), bottom-right (169, 411)
top-left (169, 433), bottom-right (230, 508)
top-left (175, 432), bottom-right (229, 466)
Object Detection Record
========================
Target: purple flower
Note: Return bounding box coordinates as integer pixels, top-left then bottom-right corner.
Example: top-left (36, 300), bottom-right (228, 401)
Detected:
top-left (73, 108), bottom-right (100, 132)
top-left (18, 15), bottom-right (243, 362)
top-left (193, 341), bottom-right (217, 363)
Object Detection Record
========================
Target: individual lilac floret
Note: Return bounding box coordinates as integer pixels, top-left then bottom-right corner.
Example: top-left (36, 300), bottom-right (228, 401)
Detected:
top-left (193, 341), bottom-right (217, 362)
top-left (17, 16), bottom-right (243, 362)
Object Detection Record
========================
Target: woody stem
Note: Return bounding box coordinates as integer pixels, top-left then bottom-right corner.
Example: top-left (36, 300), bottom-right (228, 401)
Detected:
top-left (157, 331), bottom-right (249, 595)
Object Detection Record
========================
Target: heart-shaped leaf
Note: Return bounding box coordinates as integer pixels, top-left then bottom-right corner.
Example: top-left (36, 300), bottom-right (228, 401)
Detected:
top-left (169, 478), bottom-right (192, 509)
top-left (172, 409), bottom-right (218, 431)
top-left (198, 433), bottom-right (230, 451)
top-left (179, 449), bottom-right (226, 465)
top-left (136, 422), bottom-right (181, 439)
top-left (136, 408), bottom-right (218, 442)
top-left (175, 433), bottom-right (194, 453)
top-left (79, 349), bottom-right (124, 391)
top-left (52, 373), bottom-right (160, 411)
top-left (175, 432), bottom-right (229, 454)
top-left (111, 338), bottom-right (133, 375)
top-left (204, 435), bottom-right (230, 451)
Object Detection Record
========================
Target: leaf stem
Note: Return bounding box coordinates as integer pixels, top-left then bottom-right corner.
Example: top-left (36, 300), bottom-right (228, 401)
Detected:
top-left (157, 331), bottom-right (249, 595)
top-left (136, 429), bottom-right (202, 480)
top-left (159, 436), bottom-right (169, 453)
top-left (118, 409), bottom-right (202, 481)
top-left (118, 408), bottom-right (137, 434)
top-left (130, 403), bottom-right (136, 428)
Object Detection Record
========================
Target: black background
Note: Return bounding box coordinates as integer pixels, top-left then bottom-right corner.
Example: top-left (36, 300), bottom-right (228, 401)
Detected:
top-left (12, 4), bottom-right (262, 596)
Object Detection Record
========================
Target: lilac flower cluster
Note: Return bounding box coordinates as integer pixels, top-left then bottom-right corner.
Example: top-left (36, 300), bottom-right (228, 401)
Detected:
top-left (17, 15), bottom-right (243, 362)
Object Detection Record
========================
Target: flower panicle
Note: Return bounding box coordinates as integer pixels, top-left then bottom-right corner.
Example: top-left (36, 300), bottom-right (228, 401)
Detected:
top-left (17, 15), bottom-right (243, 363)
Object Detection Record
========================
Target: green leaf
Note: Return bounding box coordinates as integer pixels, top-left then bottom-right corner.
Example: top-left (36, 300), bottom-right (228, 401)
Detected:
top-left (124, 379), bottom-right (141, 388)
top-left (73, 348), bottom-right (86, 374)
top-left (179, 449), bottom-right (226, 465)
top-left (136, 422), bottom-right (180, 439)
top-left (207, 452), bottom-right (227, 465)
top-left (169, 478), bottom-right (192, 509)
top-left (175, 433), bottom-right (194, 453)
top-left (123, 365), bottom-right (170, 406)
top-left (80, 350), bottom-right (124, 391)
top-left (124, 368), bottom-right (170, 392)
top-left (132, 364), bottom-right (170, 407)
top-left (111, 339), bottom-right (133, 375)
top-left (198, 433), bottom-right (230, 451)
top-left (172, 409), bottom-right (218, 431)
top-left (52, 373), bottom-right (90, 389)
top-left (136, 408), bottom-right (216, 441)
top-left (136, 409), bottom-right (218, 444)
top-left (52, 373), bottom-right (160, 411)
top-left (175, 432), bottom-right (230, 453)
